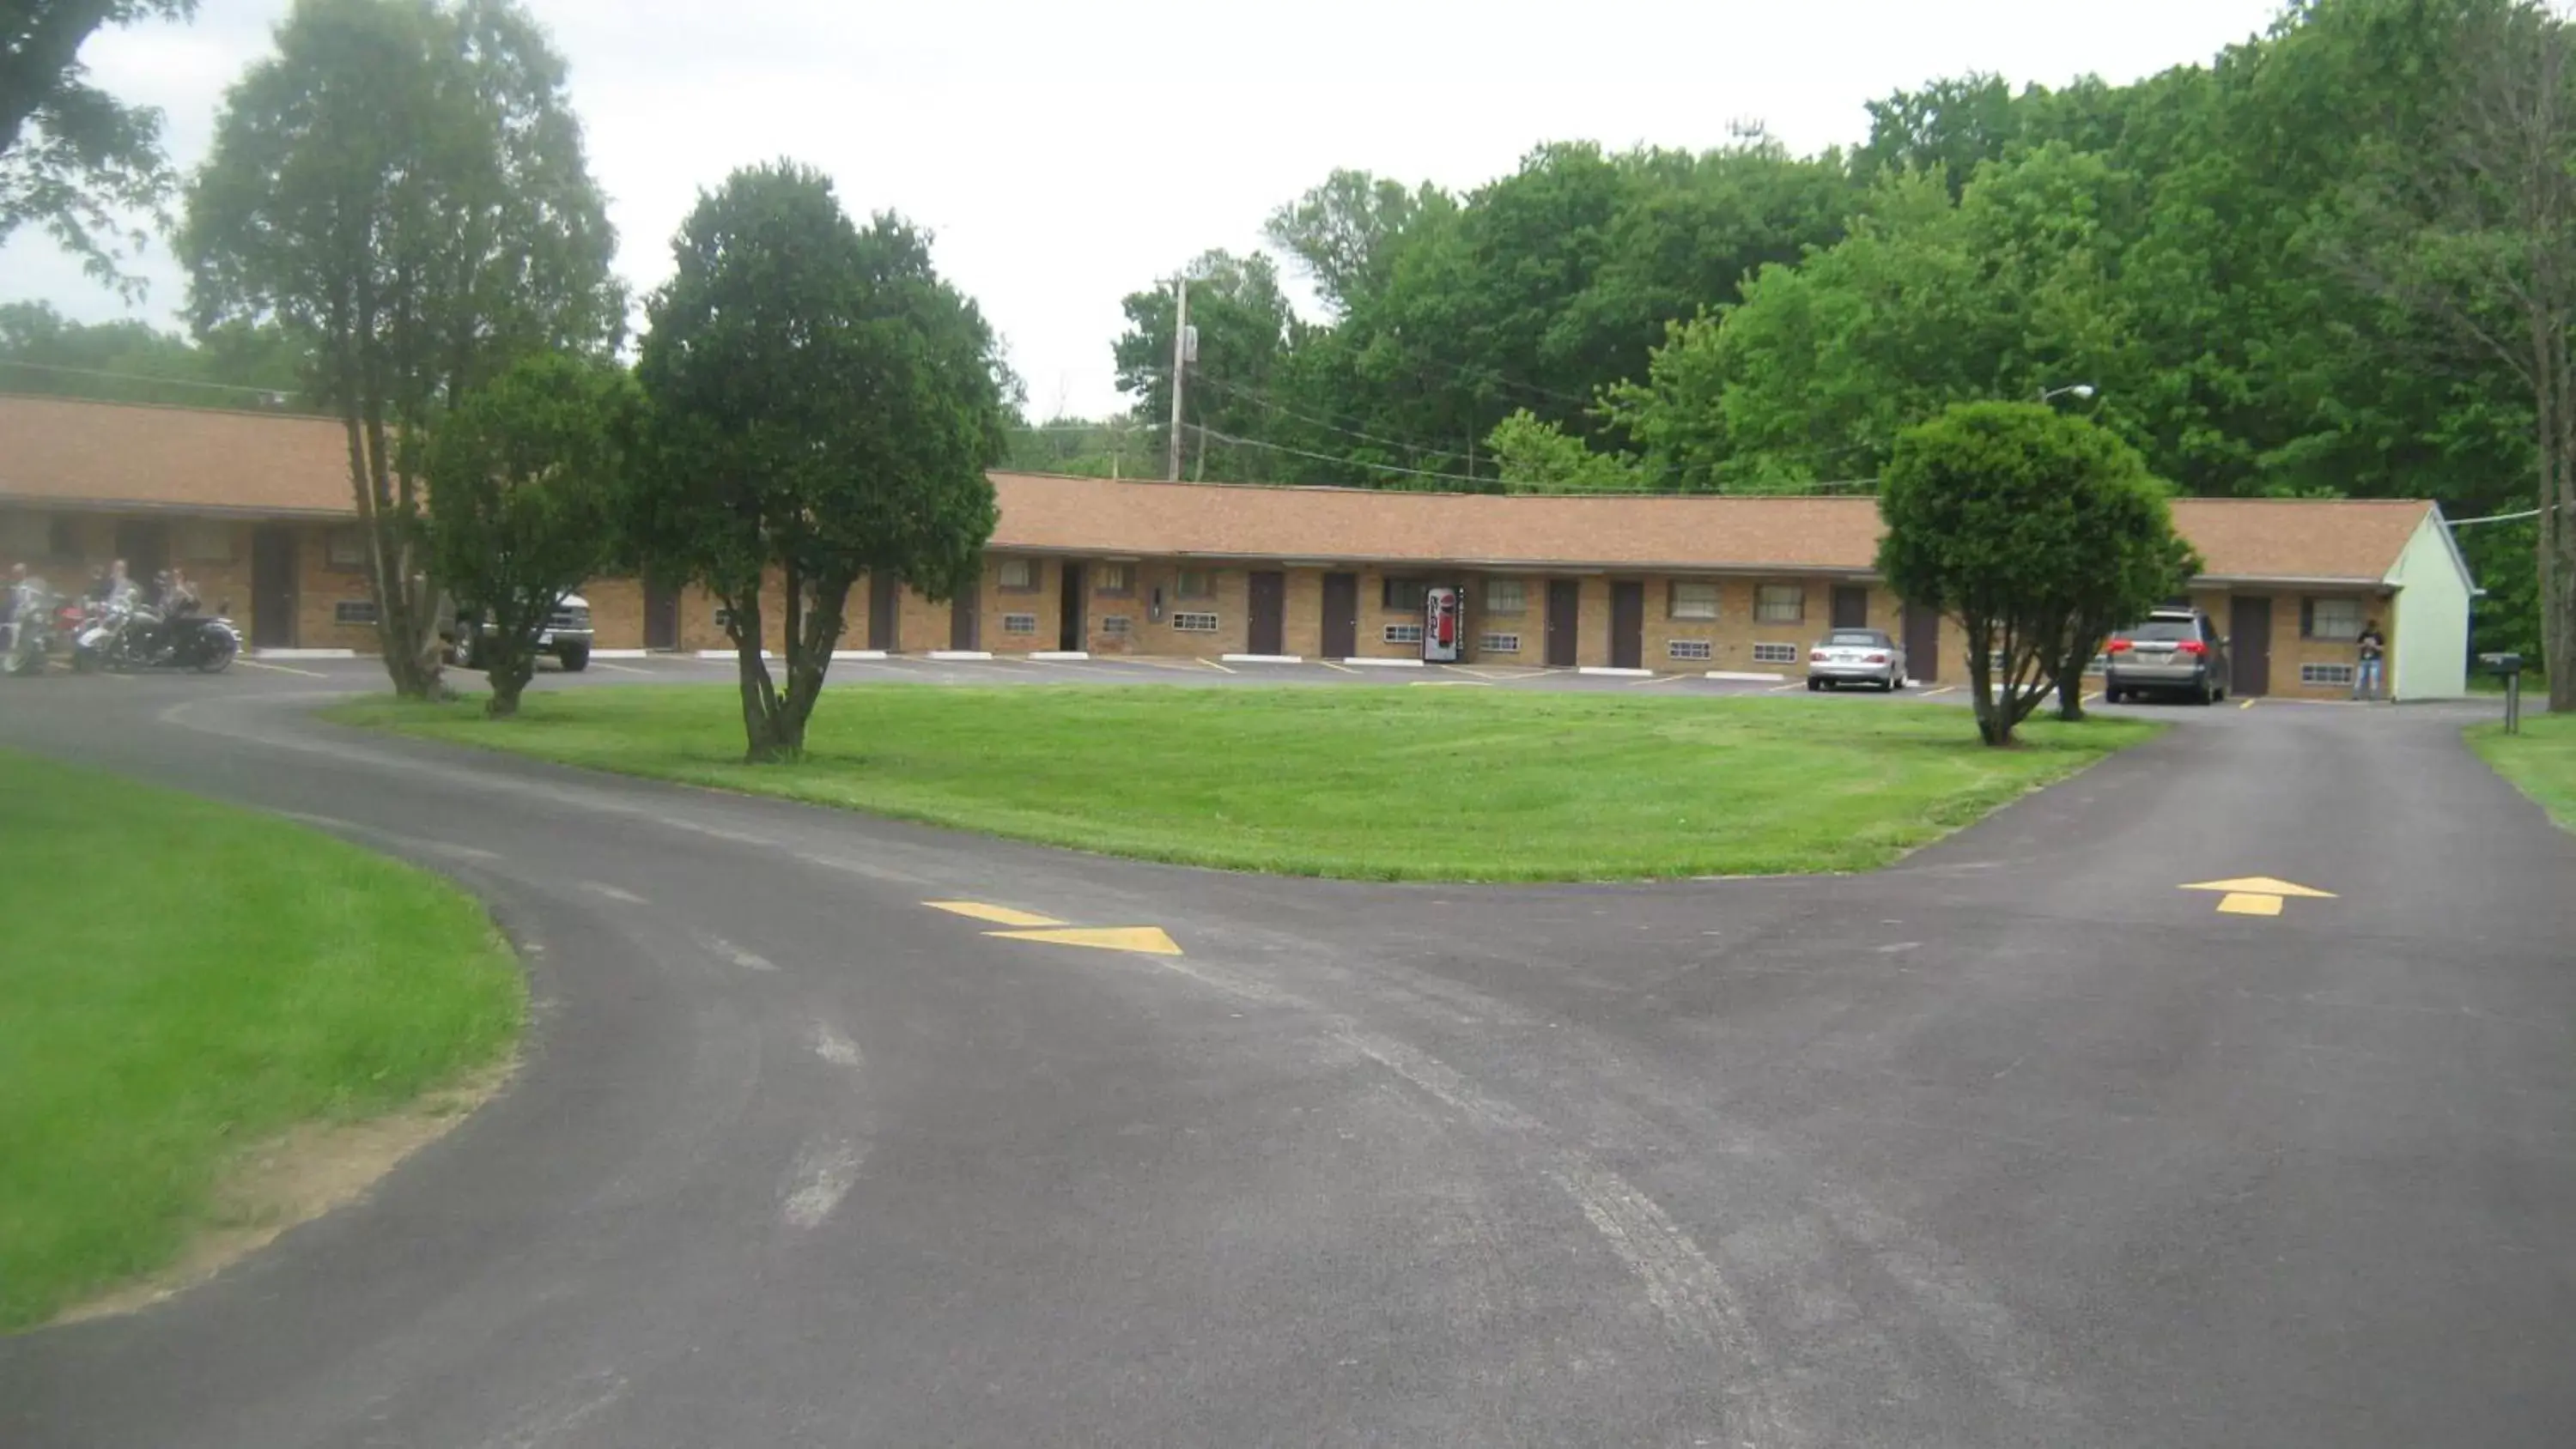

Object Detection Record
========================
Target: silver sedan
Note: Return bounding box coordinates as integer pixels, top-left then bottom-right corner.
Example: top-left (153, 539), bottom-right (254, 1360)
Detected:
top-left (1806, 627), bottom-right (1907, 692)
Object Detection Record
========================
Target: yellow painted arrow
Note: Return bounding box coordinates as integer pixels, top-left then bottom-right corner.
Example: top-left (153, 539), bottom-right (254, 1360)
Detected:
top-left (926, 900), bottom-right (1066, 928)
top-left (2179, 876), bottom-right (2336, 918)
top-left (986, 925), bottom-right (1183, 957)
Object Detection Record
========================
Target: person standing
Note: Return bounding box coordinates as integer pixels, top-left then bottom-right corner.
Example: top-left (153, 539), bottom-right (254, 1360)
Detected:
top-left (2354, 618), bottom-right (2387, 701)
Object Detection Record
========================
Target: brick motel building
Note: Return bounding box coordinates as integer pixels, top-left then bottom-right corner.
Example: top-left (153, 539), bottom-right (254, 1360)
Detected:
top-left (0, 394), bottom-right (2478, 700)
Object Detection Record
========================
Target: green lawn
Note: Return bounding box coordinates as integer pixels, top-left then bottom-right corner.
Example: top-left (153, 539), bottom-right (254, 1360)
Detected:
top-left (2468, 712), bottom-right (2576, 831)
top-left (0, 749), bottom-right (524, 1331)
top-left (327, 685), bottom-right (2158, 882)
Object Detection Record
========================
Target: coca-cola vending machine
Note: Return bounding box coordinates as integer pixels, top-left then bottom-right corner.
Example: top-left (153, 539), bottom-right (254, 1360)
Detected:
top-left (1423, 585), bottom-right (1463, 664)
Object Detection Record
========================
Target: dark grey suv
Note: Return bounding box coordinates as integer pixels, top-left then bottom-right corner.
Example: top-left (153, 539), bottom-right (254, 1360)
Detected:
top-left (2104, 608), bottom-right (2229, 705)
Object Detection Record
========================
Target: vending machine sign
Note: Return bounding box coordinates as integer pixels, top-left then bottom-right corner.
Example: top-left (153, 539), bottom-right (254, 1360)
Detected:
top-left (1424, 585), bottom-right (1463, 663)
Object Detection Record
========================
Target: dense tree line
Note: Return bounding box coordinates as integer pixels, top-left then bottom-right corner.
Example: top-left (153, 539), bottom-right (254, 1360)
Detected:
top-left (1101, 0), bottom-right (2568, 683)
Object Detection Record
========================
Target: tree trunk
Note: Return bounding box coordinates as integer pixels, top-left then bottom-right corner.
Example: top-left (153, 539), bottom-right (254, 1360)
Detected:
top-left (2545, 397), bottom-right (2576, 713)
top-left (2052, 660), bottom-right (2087, 721)
top-left (485, 649), bottom-right (533, 718)
top-left (1965, 618), bottom-right (2012, 746)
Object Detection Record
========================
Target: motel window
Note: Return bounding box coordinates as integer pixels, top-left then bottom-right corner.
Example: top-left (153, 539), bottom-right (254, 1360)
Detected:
top-left (1094, 563), bottom-right (1133, 596)
top-left (1668, 639), bottom-right (1713, 661)
top-left (1479, 633), bottom-right (1521, 654)
top-left (2302, 597), bottom-right (2364, 642)
top-left (326, 526), bottom-right (369, 569)
top-left (0, 512), bottom-right (46, 557)
top-left (1176, 569), bottom-right (1215, 600)
top-left (1001, 613), bottom-right (1038, 634)
top-left (176, 519), bottom-right (235, 562)
top-left (1668, 580), bottom-right (1719, 621)
top-left (1753, 583), bottom-right (1805, 624)
top-left (1173, 612), bottom-right (1220, 633)
top-left (996, 557), bottom-right (1039, 591)
top-left (1100, 615), bottom-right (1133, 637)
top-left (335, 599), bottom-right (380, 627)
top-left (1485, 579), bottom-right (1527, 615)
top-left (1382, 577), bottom-right (1429, 612)
top-left (1383, 622), bottom-right (1425, 645)
top-left (2300, 662), bottom-right (2356, 688)
top-left (1751, 641), bottom-right (1800, 665)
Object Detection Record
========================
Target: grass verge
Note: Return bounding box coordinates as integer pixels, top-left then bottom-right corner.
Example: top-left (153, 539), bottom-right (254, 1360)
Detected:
top-left (327, 685), bottom-right (2158, 882)
top-left (0, 749), bottom-right (524, 1331)
top-left (2467, 712), bottom-right (2576, 831)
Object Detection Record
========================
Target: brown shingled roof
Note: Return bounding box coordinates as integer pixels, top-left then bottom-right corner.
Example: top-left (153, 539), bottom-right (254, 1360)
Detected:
top-left (0, 393), bottom-right (352, 517)
top-left (0, 396), bottom-right (2436, 583)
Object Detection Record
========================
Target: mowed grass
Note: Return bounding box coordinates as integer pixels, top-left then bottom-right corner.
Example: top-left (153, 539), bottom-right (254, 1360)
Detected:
top-left (328, 685), bottom-right (2158, 882)
top-left (0, 749), bottom-right (524, 1331)
top-left (2468, 712), bottom-right (2576, 831)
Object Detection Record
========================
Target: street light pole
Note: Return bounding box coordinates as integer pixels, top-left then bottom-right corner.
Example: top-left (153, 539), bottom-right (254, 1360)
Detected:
top-left (2038, 383), bottom-right (2099, 403)
top-left (1166, 276), bottom-right (1190, 482)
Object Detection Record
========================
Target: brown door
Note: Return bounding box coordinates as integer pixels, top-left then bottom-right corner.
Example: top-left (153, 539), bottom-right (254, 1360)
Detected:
top-left (643, 579), bottom-right (681, 651)
top-left (250, 526), bottom-right (297, 649)
top-left (1609, 581), bottom-right (1644, 670)
top-left (1903, 603), bottom-right (1940, 683)
top-left (1832, 585), bottom-right (1869, 629)
top-left (114, 519), bottom-right (169, 581)
top-left (950, 584), bottom-right (980, 650)
top-left (2231, 596), bottom-right (2272, 696)
top-left (1053, 563), bottom-right (1082, 651)
top-left (1545, 580), bottom-right (1581, 667)
top-left (1247, 570), bottom-right (1285, 656)
top-left (869, 573), bottom-right (900, 650)
top-left (1321, 572), bottom-right (1358, 658)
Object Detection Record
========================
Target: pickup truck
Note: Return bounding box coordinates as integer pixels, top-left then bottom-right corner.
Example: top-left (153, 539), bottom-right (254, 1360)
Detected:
top-left (439, 591), bottom-right (593, 673)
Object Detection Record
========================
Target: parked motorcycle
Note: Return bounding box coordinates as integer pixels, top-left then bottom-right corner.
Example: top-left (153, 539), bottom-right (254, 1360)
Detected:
top-left (2, 582), bottom-right (53, 676)
top-left (72, 600), bottom-right (240, 674)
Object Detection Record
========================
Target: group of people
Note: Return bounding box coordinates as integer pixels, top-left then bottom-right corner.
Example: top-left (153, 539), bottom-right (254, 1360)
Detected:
top-left (2, 558), bottom-right (198, 615)
top-left (2, 558), bottom-right (204, 653)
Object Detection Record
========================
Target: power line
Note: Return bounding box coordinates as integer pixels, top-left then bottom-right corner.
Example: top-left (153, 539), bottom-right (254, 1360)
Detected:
top-left (1193, 424), bottom-right (1877, 496)
top-left (1192, 374), bottom-right (1479, 466)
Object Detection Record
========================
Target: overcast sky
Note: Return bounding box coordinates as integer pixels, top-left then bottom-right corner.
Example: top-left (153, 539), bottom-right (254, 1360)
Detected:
top-left (2, 0), bottom-right (2285, 418)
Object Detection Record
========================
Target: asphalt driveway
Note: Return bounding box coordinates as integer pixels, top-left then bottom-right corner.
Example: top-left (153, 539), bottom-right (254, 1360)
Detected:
top-left (0, 669), bottom-right (2563, 1447)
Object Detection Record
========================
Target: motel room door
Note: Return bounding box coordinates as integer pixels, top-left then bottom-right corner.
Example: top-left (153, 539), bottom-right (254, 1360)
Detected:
top-left (1903, 603), bottom-right (1940, 683)
top-left (250, 525), bottom-right (298, 649)
top-left (2231, 597), bottom-right (2272, 696)
top-left (1247, 571), bottom-right (1286, 656)
top-left (1320, 573), bottom-right (1359, 658)
top-left (1545, 580), bottom-right (1581, 668)
top-left (1609, 582), bottom-right (1645, 670)
top-left (869, 573), bottom-right (901, 651)
top-left (643, 579), bottom-right (681, 651)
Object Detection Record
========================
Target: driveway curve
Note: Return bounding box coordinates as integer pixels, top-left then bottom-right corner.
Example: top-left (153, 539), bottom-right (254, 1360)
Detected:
top-left (2, 675), bottom-right (2570, 1448)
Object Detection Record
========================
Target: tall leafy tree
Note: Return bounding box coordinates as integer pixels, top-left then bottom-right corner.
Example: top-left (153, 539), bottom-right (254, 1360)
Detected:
top-left (1877, 403), bottom-right (2193, 745)
top-left (632, 162), bottom-right (1010, 763)
top-left (1263, 169), bottom-right (1450, 317)
top-left (182, 0), bottom-right (623, 699)
top-left (2334, 0), bottom-right (2576, 707)
top-left (1852, 72), bottom-right (2022, 195)
top-left (2, 0), bottom-right (196, 292)
top-left (0, 300), bottom-right (308, 407)
top-left (423, 351), bottom-right (630, 717)
top-left (1111, 249), bottom-right (1299, 481)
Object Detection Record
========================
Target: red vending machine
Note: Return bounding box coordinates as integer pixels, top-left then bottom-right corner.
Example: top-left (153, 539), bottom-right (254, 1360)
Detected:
top-left (1424, 585), bottom-right (1463, 664)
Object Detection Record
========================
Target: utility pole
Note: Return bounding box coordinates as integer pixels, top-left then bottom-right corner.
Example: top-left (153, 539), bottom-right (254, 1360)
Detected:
top-left (1166, 276), bottom-right (1190, 482)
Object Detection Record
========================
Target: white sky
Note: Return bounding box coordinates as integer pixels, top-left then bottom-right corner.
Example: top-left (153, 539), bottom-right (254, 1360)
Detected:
top-left (0, 0), bottom-right (2286, 418)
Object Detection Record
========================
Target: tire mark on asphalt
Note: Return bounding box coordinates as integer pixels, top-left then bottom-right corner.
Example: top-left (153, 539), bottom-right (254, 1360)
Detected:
top-left (1074, 949), bottom-right (1795, 1447)
top-left (779, 1139), bottom-right (866, 1229)
top-left (468, 1369), bottom-right (629, 1448)
top-left (810, 1022), bottom-right (863, 1069)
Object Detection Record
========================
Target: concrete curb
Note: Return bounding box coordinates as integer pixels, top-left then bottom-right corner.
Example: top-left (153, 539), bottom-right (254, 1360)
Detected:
top-left (590, 649), bottom-right (650, 659)
top-left (927, 650), bottom-right (994, 662)
top-left (1339, 657), bottom-right (1425, 669)
top-left (1030, 651), bottom-right (1091, 662)
top-left (1220, 653), bottom-right (1302, 664)
top-left (1579, 665), bottom-right (1656, 677)
top-left (256, 648), bottom-right (358, 660)
top-left (1704, 670), bottom-right (1788, 682)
